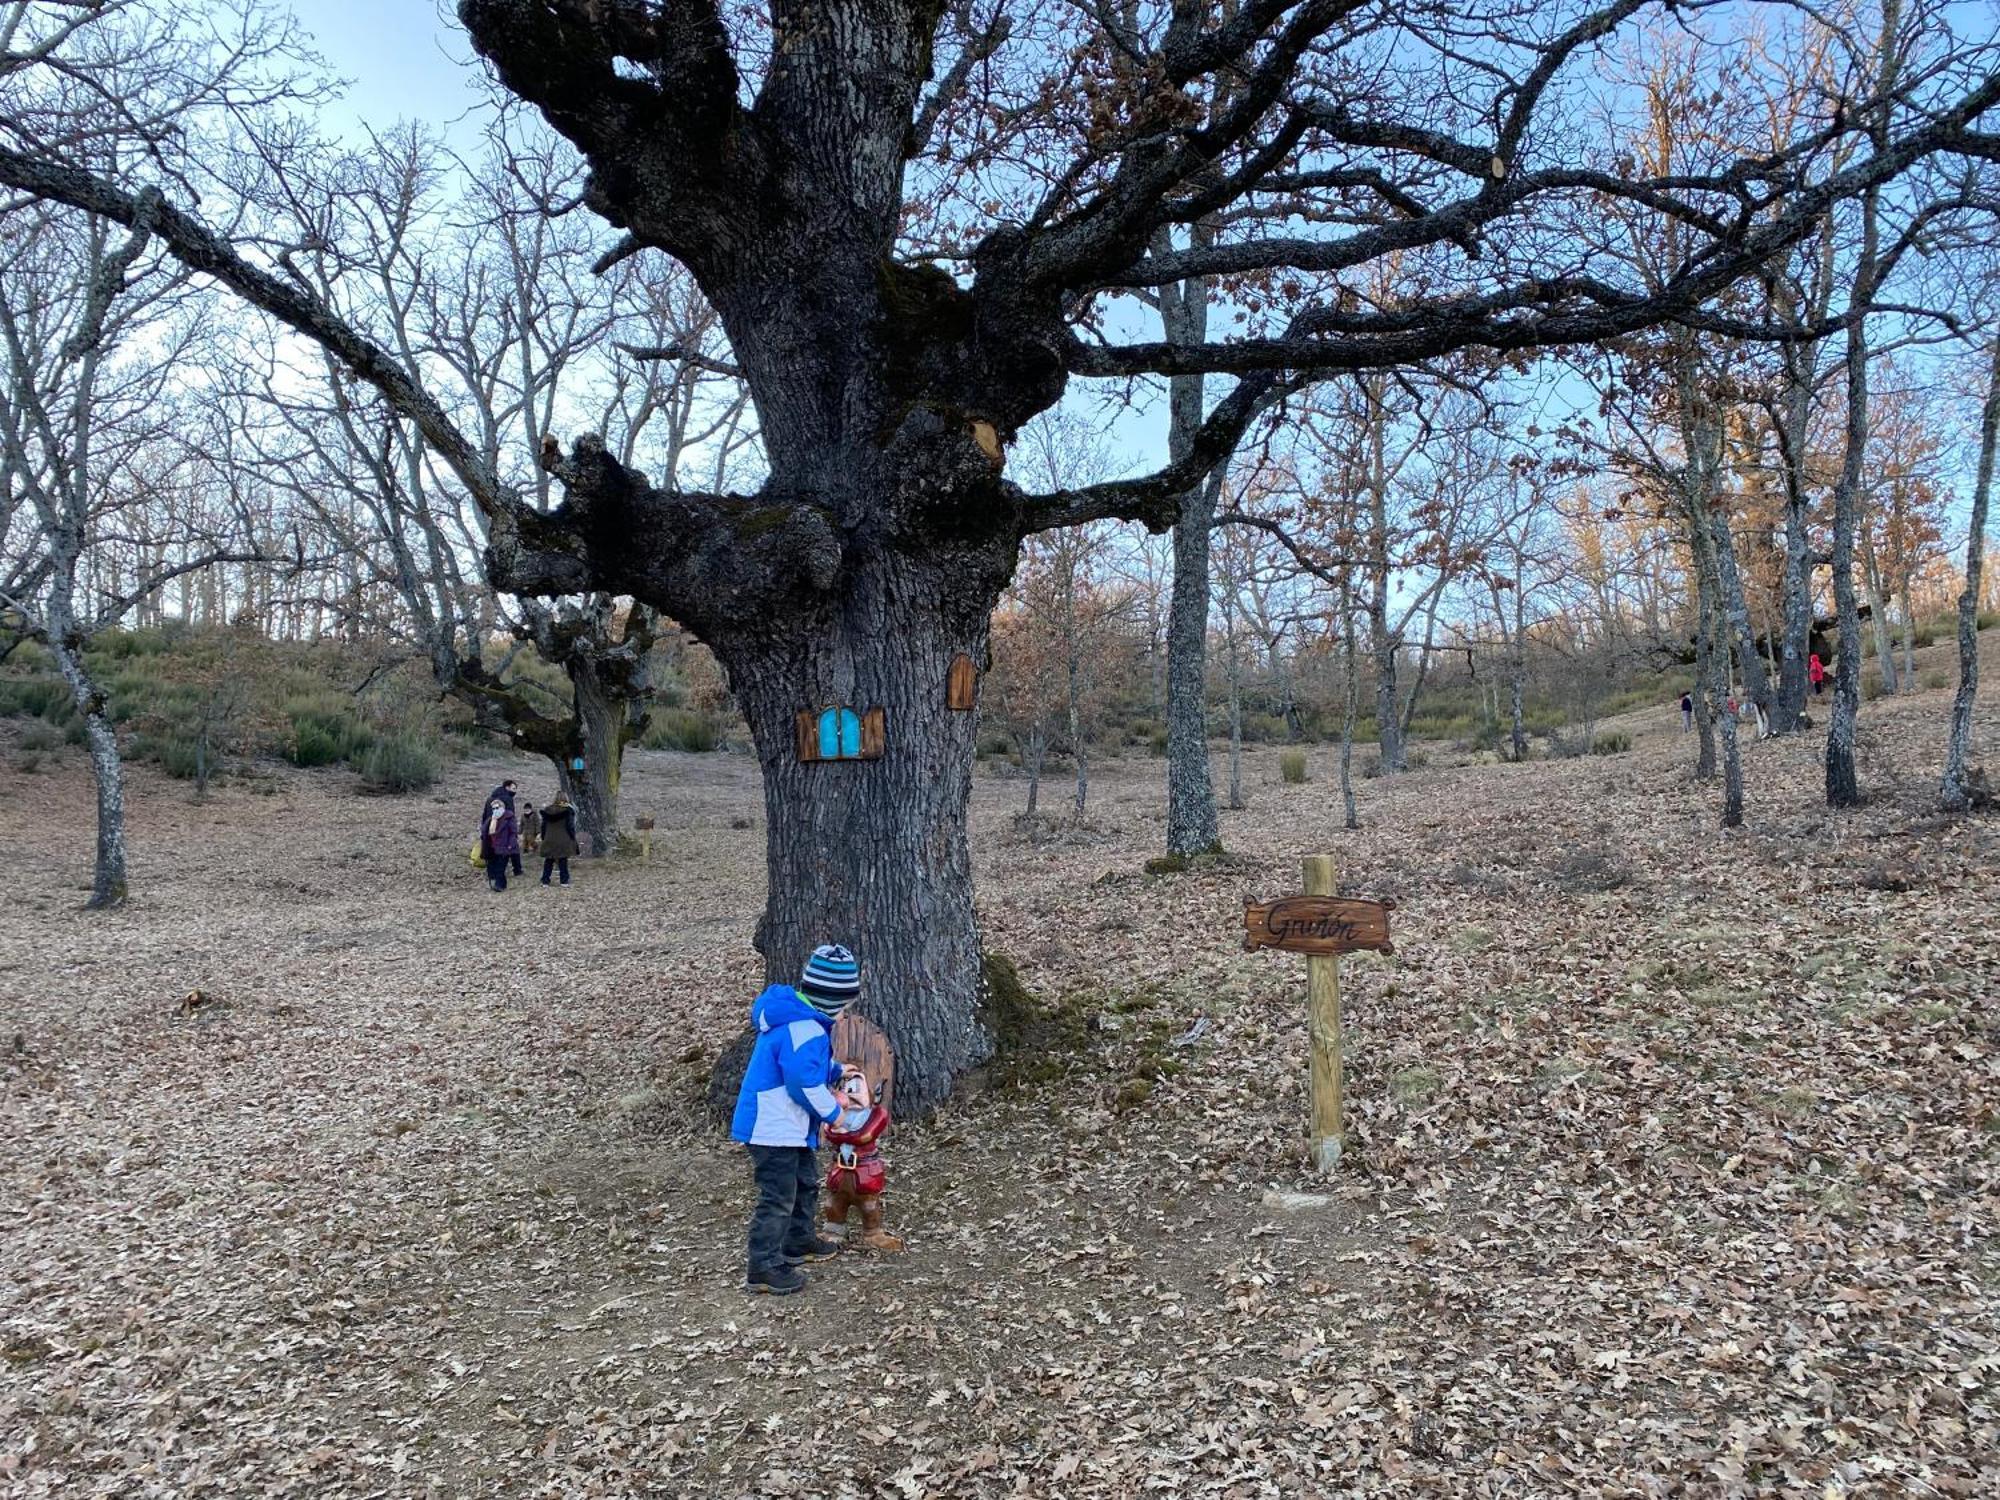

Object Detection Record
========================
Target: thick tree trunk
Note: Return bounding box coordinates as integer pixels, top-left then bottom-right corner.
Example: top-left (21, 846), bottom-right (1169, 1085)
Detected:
top-left (1372, 631), bottom-right (1403, 772)
top-left (1941, 338), bottom-right (2000, 811)
top-left (1164, 476), bottom-right (1221, 855)
top-left (557, 657), bottom-right (636, 856)
top-left (1160, 226), bottom-right (1221, 858)
top-left (725, 553), bottom-right (998, 1113)
top-left (51, 637), bottom-right (128, 908)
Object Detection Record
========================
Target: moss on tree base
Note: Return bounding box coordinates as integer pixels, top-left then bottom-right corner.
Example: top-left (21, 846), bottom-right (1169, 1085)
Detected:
top-left (1144, 842), bottom-right (1227, 876)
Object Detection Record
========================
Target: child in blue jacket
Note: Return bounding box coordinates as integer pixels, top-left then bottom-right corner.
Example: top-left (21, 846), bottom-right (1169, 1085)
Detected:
top-left (730, 944), bottom-right (860, 1294)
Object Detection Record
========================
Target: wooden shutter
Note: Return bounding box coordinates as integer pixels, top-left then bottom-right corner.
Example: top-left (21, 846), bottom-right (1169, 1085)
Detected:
top-left (947, 653), bottom-right (977, 710)
top-left (795, 710), bottom-right (820, 763)
top-left (859, 706), bottom-right (886, 760)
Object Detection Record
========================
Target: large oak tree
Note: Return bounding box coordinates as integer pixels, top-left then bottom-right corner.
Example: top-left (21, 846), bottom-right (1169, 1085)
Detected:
top-left (3, 1), bottom-right (1997, 1103)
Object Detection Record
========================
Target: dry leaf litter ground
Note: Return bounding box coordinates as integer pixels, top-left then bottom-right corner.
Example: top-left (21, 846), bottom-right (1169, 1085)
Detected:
top-left (2, 653), bottom-right (1997, 1498)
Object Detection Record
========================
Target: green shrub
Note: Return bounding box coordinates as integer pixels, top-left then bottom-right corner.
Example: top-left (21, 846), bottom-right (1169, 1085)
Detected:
top-left (289, 719), bottom-right (346, 767)
top-left (1910, 626), bottom-right (1937, 649)
top-left (18, 722), bottom-right (61, 753)
top-left (1922, 670), bottom-right (1949, 691)
top-left (285, 694), bottom-right (370, 766)
top-left (1148, 728), bottom-right (1169, 755)
top-left (360, 734), bottom-right (441, 792)
top-left (154, 735), bottom-right (202, 780)
top-left (13, 750), bottom-right (41, 774)
top-left (1242, 712), bottom-right (1290, 743)
top-left (0, 676), bottom-right (67, 719)
top-left (1861, 673), bottom-right (1889, 702)
top-left (1279, 748), bottom-right (1308, 783)
top-left (1591, 731), bottom-right (1631, 755)
top-left (642, 708), bottom-right (722, 752)
top-left (1979, 610), bottom-right (1999, 631)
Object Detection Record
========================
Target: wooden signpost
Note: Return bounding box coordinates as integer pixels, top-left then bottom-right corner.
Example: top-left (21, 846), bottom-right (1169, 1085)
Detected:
top-left (1244, 855), bottom-right (1394, 1173)
top-left (634, 815), bottom-right (656, 861)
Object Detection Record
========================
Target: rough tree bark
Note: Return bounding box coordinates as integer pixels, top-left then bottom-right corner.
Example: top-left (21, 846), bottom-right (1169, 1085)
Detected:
top-left (1767, 268), bottom-right (1831, 733)
top-left (1362, 375), bottom-right (1407, 773)
top-left (1161, 222), bottom-right (1223, 859)
top-left (730, 551), bottom-right (1002, 1096)
top-left (1941, 335), bottom-right (2000, 811)
top-left (48, 633), bottom-right (128, 907)
top-left (1687, 477), bottom-right (1744, 826)
top-left (1711, 504), bottom-right (1769, 716)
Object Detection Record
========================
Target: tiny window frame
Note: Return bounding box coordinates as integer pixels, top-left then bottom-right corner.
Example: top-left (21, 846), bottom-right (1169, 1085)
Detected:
top-left (795, 705), bottom-right (886, 762)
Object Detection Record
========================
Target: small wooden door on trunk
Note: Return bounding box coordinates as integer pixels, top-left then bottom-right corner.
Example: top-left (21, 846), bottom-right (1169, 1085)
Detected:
top-left (831, 1011), bottom-right (896, 1112)
top-left (947, 653), bottom-right (977, 710)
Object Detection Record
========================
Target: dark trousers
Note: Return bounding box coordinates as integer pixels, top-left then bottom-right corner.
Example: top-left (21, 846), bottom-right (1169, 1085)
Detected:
top-left (510, 851), bottom-right (524, 875)
top-left (541, 857), bottom-right (570, 884)
top-left (745, 1145), bottom-right (819, 1273)
top-left (485, 856), bottom-right (509, 891)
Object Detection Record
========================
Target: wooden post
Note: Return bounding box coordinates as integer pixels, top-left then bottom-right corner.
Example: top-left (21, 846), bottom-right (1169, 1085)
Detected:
top-left (1302, 853), bottom-right (1344, 1172)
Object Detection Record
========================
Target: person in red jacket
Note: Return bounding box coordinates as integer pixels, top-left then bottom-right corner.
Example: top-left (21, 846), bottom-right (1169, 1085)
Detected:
top-left (1808, 652), bottom-right (1826, 695)
top-left (823, 1068), bottom-right (902, 1252)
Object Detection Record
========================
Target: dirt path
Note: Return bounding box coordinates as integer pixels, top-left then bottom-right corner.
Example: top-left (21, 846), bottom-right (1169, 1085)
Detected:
top-left (3, 673), bottom-right (1997, 1496)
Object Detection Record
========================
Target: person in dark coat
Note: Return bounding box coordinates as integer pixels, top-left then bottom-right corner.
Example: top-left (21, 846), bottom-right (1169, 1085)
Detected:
top-left (518, 800), bottom-right (541, 856)
top-left (481, 799), bottom-right (520, 892)
top-left (482, 780), bottom-right (522, 875)
top-left (1679, 691), bottom-right (1693, 733)
top-left (538, 794), bottom-right (579, 885)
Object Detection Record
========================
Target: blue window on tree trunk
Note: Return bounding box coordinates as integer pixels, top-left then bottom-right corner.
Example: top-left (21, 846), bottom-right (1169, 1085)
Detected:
top-left (817, 707), bottom-right (863, 760)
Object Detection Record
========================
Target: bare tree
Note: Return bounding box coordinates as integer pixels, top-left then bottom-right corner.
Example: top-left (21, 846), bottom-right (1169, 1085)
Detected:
top-left (1941, 329), bottom-right (2000, 810)
top-left (0, 204), bottom-right (275, 903)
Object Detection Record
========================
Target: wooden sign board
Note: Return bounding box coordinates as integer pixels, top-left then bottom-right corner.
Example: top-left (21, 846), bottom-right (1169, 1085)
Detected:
top-left (1243, 895), bottom-right (1395, 957)
top-left (831, 1011), bottom-right (896, 1113)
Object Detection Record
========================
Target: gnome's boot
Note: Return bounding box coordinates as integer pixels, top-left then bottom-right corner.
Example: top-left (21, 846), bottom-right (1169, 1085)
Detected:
top-left (823, 1187), bottom-right (855, 1243)
top-left (858, 1197), bottom-right (904, 1253)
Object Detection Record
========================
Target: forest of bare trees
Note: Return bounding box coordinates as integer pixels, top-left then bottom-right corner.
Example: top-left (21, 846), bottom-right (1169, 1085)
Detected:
top-left (1, 0), bottom-right (1997, 1104)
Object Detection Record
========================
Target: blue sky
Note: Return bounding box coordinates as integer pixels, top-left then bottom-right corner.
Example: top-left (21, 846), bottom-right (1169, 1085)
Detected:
top-left (291, 1), bottom-right (488, 142)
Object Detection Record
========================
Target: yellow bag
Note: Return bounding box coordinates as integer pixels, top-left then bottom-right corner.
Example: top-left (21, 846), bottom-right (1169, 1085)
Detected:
top-left (469, 843), bottom-right (484, 868)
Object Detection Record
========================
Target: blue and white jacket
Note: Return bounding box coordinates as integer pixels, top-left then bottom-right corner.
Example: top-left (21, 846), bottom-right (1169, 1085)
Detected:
top-left (729, 985), bottom-right (843, 1147)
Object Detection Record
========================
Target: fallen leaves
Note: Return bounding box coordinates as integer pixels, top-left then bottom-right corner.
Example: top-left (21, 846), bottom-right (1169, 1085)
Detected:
top-left (2, 682), bottom-right (1998, 1495)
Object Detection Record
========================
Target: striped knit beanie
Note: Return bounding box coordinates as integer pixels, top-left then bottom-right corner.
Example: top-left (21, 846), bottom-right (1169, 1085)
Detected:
top-left (798, 944), bottom-right (860, 1018)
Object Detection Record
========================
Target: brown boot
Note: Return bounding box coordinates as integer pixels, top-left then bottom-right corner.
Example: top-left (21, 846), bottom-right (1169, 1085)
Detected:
top-left (823, 1187), bottom-right (853, 1242)
top-left (858, 1197), bottom-right (903, 1253)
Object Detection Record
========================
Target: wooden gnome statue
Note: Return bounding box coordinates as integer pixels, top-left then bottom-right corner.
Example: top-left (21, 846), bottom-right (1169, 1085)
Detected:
top-left (823, 1067), bottom-right (902, 1252)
